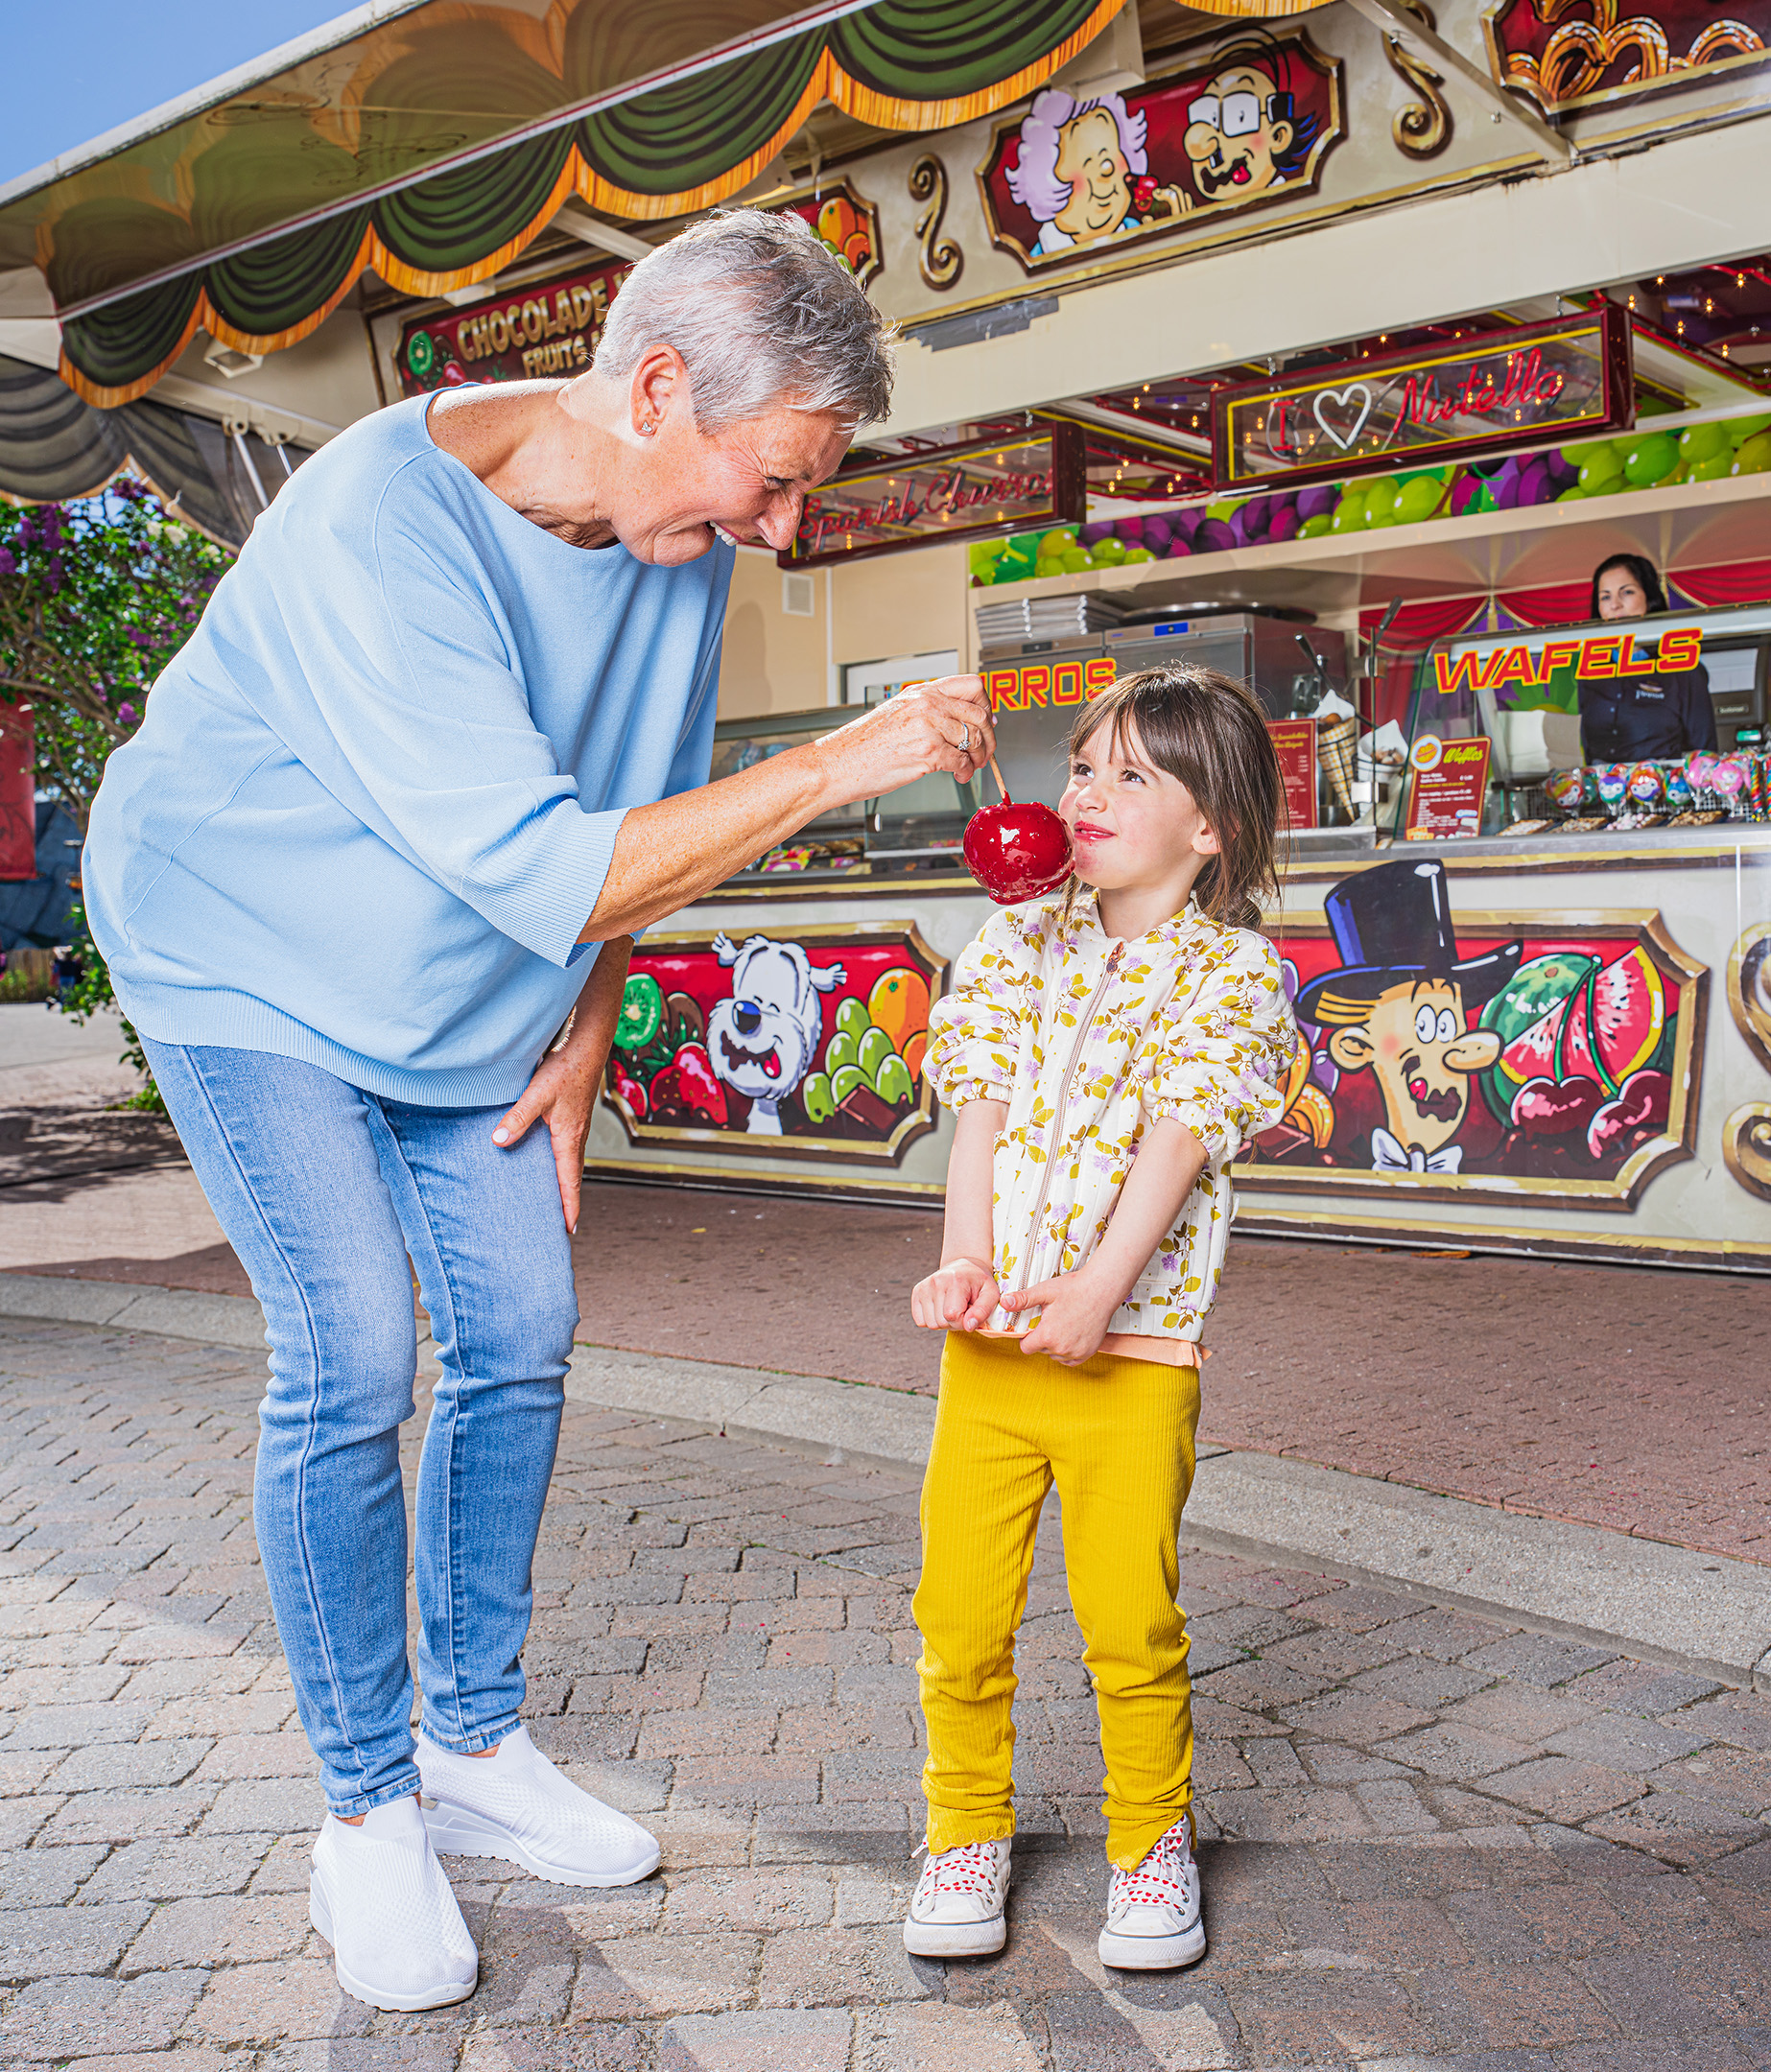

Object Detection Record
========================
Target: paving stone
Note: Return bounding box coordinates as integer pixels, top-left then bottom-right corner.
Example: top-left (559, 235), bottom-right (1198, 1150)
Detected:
top-left (1354, 1658), bottom-right (1498, 1710)
top-left (1480, 1756), bottom-right (1648, 1823)
top-left (1546, 1713), bottom-right (1712, 1771)
top-left (1581, 1794), bottom-right (1769, 1868)
top-left (121, 1888), bottom-right (312, 1970)
top-left (1562, 1661), bottom-right (1725, 1718)
top-left (0, 1970), bottom-right (206, 2058)
top-left (756, 1923), bottom-right (932, 2008)
top-left (4, 1703), bottom-right (158, 1750)
top-left (38, 1785), bottom-right (219, 1845)
top-left (662, 1867), bottom-right (834, 1934)
top-left (180, 1958), bottom-right (343, 2044)
top-left (1281, 1690), bottom-right (1438, 1744)
top-left (853, 2000), bottom-right (1043, 2071)
top-left (1462, 1635), bottom-right (1619, 1688)
top-left (0, 1842), bottom-right (106, 1906)
top-left (572, 1931), bottom-right (761, 2018)
top-left (195, 1776), bottom-right (326, 1833)
top-left (1648, 1746), bottom-right (1771, 1818)
top-left (43, 1738), bottom-right (211, 1792)
top-left (657, 2007), bottom-right (852, 2071)
top-left (0, 1895), bottom-right (152, 1976)
top-left (1377, 1723), bottom-right (1538, 1782)
top-left (76, 1833), bottom-right (275, 1903)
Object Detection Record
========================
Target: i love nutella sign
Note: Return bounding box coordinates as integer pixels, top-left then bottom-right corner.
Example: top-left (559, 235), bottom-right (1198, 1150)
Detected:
top-left (1210, 308), bottom-right (1633, 490)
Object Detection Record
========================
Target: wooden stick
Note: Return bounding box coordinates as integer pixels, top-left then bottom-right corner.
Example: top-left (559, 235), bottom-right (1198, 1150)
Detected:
top-left (989, 755), bottom-right (1009, 803)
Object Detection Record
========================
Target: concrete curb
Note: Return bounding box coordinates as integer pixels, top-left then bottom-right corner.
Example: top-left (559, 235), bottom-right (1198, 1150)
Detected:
top-left (0, 1272), bottom-right (271, 1353)
top-left (6, 1273), bottom-right (1767, 1688)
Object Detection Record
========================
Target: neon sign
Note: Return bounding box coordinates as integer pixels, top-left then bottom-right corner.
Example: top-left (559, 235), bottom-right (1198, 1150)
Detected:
top-left (1212, 310), bottom-right (1633, 489)
top-left (781, 427), bottom-right (1085, 568)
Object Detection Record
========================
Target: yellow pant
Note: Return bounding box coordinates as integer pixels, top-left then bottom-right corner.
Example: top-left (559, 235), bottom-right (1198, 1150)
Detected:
top-left (912, 1330), bottom-right (1200, 1870)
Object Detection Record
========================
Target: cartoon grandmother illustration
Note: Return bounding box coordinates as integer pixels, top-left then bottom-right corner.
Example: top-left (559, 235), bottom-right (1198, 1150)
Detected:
top-left (1183, 53), bottom-right (1321, 203)
top-left (1294, 859), bottom-right (1522, 1175)
top-left (1005, 88), bottom-right (1187, 255)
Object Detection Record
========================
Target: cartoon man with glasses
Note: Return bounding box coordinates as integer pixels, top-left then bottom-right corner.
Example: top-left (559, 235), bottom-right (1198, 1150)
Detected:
top-left (1184, 58), bottom-right (1319, 201)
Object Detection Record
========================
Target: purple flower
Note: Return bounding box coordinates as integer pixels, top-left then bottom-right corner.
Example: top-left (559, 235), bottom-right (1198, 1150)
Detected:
top-left (0, 547), bottom-right (14, 577)
top-left (43, 555), bottom-right (64, 596)
top-left (117, 703), bottom-right (138, 724)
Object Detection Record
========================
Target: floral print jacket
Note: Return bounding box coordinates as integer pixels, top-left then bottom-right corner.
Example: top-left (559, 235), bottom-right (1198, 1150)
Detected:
top-left (924, 890), bottom-right (1297, 1345)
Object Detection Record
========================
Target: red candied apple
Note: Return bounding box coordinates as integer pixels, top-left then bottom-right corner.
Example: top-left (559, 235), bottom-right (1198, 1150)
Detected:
top-left (963, 793), bottom-right (1074, 905)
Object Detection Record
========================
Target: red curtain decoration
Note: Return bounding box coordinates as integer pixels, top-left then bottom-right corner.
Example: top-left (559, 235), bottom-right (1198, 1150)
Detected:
top-left (1669, 559), bottom-right (1771, 610)
top-left (1494, 581), bottom-right (1594, 628)
top-left (1358, 598), bottom-right (1488, 732)
top-left (1358, 597), bottom-right (1489, 648)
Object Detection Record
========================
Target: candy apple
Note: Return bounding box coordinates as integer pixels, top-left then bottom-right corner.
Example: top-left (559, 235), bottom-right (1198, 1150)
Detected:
top-left (963, 796), bottom-right (1074, 905)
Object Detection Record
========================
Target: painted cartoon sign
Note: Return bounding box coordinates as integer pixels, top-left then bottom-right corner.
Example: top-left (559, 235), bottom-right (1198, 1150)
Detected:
top-left (776, 178), bottom-right (882, 288)
top-left (1487, 0), bottom-right (1770, 115)
top-left (977, 32), bottom-right (1343, 272)
top-left (602, 922), bottom-right (945, 1164)
top-left (1237, 857), bottom-right (1707, 1203)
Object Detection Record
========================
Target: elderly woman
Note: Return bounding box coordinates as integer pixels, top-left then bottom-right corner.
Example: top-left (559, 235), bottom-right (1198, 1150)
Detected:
top-left (83, 210), bottom-right (992, 2013)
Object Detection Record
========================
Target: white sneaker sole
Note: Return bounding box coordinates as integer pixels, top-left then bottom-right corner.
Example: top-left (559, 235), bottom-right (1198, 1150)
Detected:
top-left (308, 1875), bottom-right (477, 2012)
top-left (421, 1798), bottom-right (661, 1888)
top-left (903, 1912), bottom-right (1008, 1959)
top-left (1098, 1919), bottom-right (1207, 1970)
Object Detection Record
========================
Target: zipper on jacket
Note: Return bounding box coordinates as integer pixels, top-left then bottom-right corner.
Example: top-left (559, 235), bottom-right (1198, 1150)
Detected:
top-left (1012, 939), bottom-right (1123, 1303)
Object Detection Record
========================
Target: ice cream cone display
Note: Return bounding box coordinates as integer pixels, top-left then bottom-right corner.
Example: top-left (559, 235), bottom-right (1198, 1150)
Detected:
top-left (1318, 716), bottom-right (1358, 816)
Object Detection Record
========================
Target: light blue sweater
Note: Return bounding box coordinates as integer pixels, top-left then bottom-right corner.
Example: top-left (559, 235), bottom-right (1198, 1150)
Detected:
top-left (84, 396), bottom-right (732, 1107)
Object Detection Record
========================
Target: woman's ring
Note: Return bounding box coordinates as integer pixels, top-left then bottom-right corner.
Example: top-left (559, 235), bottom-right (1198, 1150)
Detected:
top-left (959, 725), bottom-right (971, 753)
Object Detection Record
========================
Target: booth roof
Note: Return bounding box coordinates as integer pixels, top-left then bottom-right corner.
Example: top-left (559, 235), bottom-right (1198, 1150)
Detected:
top-left (0, 0), bottom-right (1308, 410)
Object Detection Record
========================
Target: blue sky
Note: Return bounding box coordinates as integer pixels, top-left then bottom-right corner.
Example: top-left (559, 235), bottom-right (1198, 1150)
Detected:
top-left (3, 4), bottom-right (351, 187)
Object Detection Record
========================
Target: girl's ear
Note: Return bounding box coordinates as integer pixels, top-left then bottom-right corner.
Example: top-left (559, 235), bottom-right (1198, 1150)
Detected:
top-left (1192, 822), bottom-right (1222, 857)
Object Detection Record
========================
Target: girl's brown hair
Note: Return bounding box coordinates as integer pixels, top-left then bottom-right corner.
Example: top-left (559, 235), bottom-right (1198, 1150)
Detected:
top-left (1065, 666), bottom-right (1286, 931)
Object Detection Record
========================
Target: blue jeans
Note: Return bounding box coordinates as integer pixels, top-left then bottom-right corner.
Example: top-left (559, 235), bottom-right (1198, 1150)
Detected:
top-left (143, 1040), bottom-right (577, 1816)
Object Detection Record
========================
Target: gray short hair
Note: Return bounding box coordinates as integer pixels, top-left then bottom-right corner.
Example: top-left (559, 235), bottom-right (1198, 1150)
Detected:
top-left (592, 207), bottom-right (895, 434)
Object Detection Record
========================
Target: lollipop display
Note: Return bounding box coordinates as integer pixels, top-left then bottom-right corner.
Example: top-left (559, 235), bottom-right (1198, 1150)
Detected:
top-left (962, 759), bottom-right (1074, 905)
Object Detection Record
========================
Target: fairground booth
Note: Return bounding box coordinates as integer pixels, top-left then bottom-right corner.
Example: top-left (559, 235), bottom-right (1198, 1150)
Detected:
top-left (3, 0), bottom-right (1768, 1269)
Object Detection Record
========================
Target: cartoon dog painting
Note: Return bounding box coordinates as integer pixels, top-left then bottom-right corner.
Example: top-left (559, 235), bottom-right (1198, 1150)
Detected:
top-left (1294, 860), bottom-right (1521, 1174)
top-left (706, 931), bottom-right (846, 1135)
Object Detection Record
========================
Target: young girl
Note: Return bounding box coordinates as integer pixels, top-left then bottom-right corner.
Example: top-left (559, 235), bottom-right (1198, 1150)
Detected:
top-left (904, 665), bottom-right (1296, 1971)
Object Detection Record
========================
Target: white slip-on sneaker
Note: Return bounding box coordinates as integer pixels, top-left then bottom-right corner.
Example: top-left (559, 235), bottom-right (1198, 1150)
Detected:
top-left (416, 1722), bottom-right (660, 1888)
top-left (1099, 1812), bottom-right (1206, 1970)
top-left (309, 1795), bottom-right (479, 2012)
top-left (902, 1837), bottom-right (1012, 1959)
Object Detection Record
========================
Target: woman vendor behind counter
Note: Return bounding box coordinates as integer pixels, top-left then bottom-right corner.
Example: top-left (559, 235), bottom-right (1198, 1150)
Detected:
top-left (1579, 553), bottom-right (1717, 763)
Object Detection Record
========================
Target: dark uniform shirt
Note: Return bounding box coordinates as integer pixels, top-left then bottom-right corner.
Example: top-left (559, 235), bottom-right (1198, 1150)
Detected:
top-left (1579, 649), bottom-right (1716, 763)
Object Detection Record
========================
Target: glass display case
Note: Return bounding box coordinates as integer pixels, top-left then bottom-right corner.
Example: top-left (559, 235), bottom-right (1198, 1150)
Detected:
top-left (710, 706), bottom-right (982, 882)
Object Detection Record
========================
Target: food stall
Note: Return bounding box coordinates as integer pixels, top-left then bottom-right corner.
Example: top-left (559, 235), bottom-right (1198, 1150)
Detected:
top-left (583, 322), bottom-right (1771, 1272)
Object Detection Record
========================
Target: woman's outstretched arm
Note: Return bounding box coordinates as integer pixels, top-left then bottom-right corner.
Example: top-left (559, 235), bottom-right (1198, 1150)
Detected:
top-left (579, 677), bottom-right (993, 941)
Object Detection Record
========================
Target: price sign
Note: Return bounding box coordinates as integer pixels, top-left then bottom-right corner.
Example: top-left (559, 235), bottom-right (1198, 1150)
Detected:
top-left (1405, 736), bottom-right (1492, 840)
top-left (1267, 718), bottom-right (1318, 832)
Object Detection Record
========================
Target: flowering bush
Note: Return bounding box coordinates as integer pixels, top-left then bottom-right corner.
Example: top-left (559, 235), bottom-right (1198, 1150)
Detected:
top-left (0, 481), bottom-right (230, 826)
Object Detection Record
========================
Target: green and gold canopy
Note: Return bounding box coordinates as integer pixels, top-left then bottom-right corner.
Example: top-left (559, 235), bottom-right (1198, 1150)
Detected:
top-left (5, 0), bottom-right (1173, 407)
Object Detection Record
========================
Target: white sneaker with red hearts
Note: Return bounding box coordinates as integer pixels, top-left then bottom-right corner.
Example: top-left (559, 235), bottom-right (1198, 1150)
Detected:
top-left (1098, 1814), bottom-right (1205, 1970)
top-left (901, 1837), bottom-right (1012, 1958)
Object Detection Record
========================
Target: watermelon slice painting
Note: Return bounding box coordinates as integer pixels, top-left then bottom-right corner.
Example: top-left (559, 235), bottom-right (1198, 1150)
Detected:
top-left (1483, 945), bottom-right (1670, 1129)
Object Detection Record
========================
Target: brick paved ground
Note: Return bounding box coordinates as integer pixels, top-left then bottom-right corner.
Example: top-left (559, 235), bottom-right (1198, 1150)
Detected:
top-left (3, 1316), bottom-right (1769, 2067)
top-left (8, 1162), bottom-right (1768, 1563)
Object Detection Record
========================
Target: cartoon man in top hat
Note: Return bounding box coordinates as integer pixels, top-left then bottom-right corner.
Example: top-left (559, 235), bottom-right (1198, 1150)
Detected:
top-left (1294, 859), bottom-right (1522, 1174)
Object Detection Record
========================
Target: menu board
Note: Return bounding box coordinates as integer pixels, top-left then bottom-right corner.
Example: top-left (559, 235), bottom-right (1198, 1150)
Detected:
top-left (1267, 718), bottom-right (1318, 832)
top-left (1405, 735), bottom-right (1492, 839)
